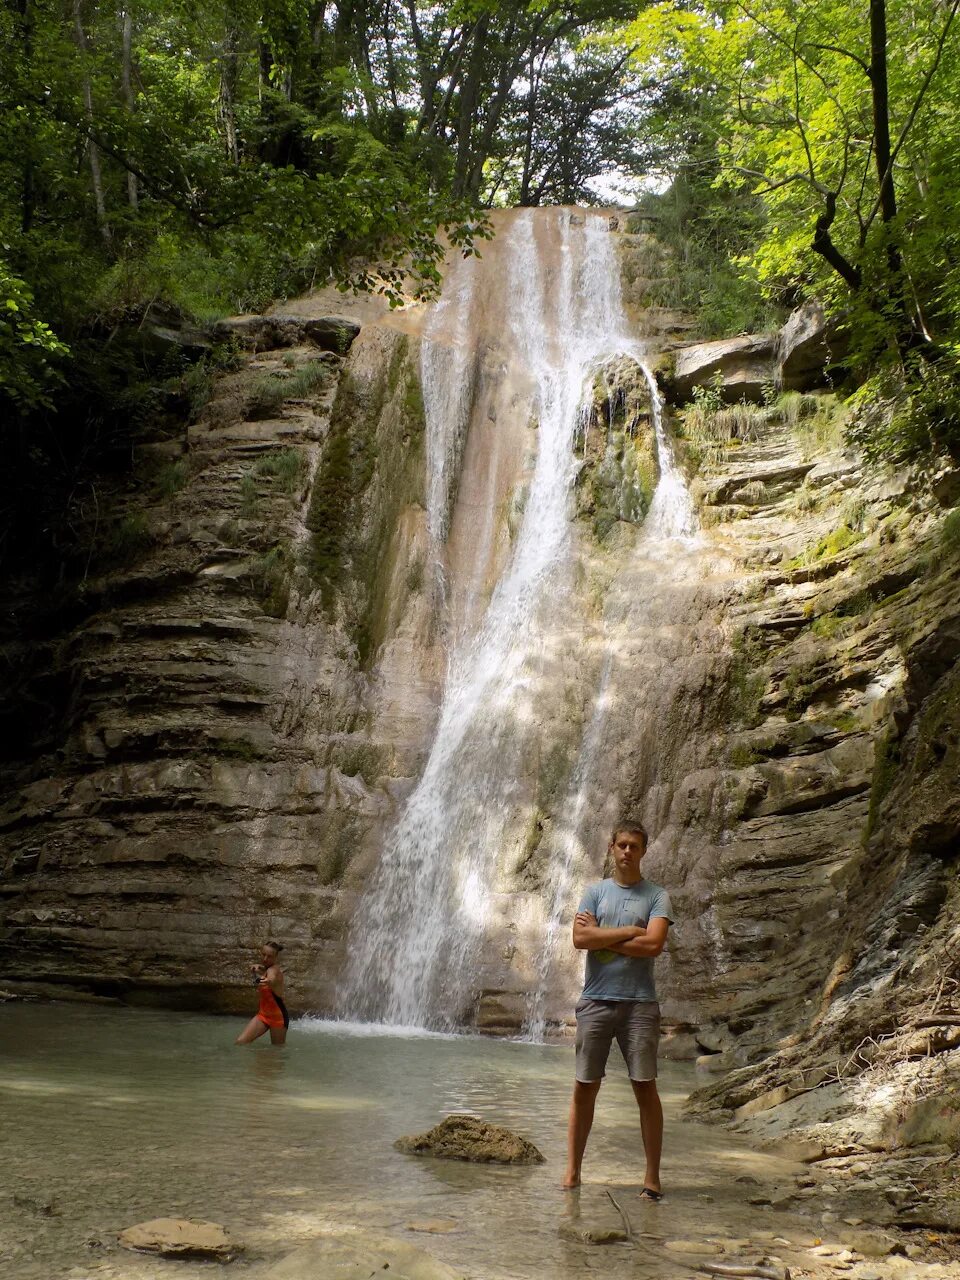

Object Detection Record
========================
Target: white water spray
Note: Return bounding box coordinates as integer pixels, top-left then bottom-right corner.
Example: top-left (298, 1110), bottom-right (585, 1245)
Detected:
top-left (338, 208), bottom-right (697, 1030)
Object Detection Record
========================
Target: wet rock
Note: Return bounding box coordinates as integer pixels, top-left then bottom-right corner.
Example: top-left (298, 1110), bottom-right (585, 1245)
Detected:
top-left (394, 1114), bottom-right (544, 1164)
top-left (474, 990), bottom-right (527, 1033)
top-left (266, 1232), bottom-right (465, 1280)
top-left (117, 1218), bottom-right (233, 1259)
top-left (558, 1220), bottom-right (628, 1245)
top-left (559, 1186), bottom-right (631, 1245)
top-left (663, 1238), bottom-right (723, 1254)
top-left (12, 1192), bottom-right (59, 1217)
top-left (701, 1265), bottom-right (790, 1280)
top-left (836, 1228), bottom-right (898, 1257)
top-left (138, 302), bottom-right (213, 358)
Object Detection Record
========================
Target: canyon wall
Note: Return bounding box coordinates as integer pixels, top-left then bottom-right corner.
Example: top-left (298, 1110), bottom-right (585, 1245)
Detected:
top-left (0, 209), bottom-right (958, 1139)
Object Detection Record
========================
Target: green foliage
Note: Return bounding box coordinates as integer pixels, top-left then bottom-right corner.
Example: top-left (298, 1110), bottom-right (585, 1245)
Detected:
top-left (724, 628), bottom-right (767, 728)
top-left (789, 522), bottom-right (863, 569)
top-left (940, 509), bottom-right (960, 554)
top-left (810, 612), bottom-right (846, 640)
top-left (239, 473), bottom-right (259, 518)
top-left (247, 542), bottom-right (292, 618)
top-left (847, 355), bottom-right (960, 464)
top-left (728, 741), bottom-right (762, 768)
top-left (625, 0), bottom-right (960, 380)
top-left (303, 374), bottom-right (377, 600)
top-left (631, 170), bottom-right (780, 339)
top-left (151, 459), bottom-right (190, 499)
top-left (253, 448), bottom-right (307, 494)
top-left (677, 392), bottom-right (769, 470)
top-left (333, 741), bottom-right (383, 785)
top-left (0, 263), bottom-right (69, 409)
top-left (783, 659), bottom-right (820, 721)
top-left (864, 728), bottom-right (901, 843)
top-left (98, 512), bottom-right (154, 568)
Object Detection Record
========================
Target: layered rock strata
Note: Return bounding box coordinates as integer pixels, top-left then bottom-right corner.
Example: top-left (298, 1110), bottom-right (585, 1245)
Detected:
top-left (0, 209), bottom-right (958, 1163)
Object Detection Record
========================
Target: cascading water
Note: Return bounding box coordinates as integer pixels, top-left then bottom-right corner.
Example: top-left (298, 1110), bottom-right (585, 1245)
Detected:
top-left (338, 207), bottom-right (698, 1031)
top-left (421, 250), bottom-right (479, 553)
top-left (521, 652), bottom-right (614, 1042)
top-left (519, 354), bottom-right (699, 1039)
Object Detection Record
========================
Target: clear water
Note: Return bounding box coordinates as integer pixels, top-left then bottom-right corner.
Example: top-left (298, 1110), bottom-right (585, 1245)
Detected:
top-left (0, 1002), bottom-right (812, 1280)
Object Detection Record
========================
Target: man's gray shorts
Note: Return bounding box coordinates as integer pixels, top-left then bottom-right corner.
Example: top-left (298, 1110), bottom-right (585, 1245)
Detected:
top-left (575, 997), bottom-right (661, 1083)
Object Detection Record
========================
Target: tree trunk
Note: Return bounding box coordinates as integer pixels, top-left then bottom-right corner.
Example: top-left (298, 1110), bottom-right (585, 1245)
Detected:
top-left (519, 51), bottom-right (539, 206)
top-left (869, 0), bottom-right (897, 230)
top-left (869, 0), bottom-right (923, 351)
top-left (71, 0), bottom-right (111, 245)
top-left (121, 7), bottom-right (138, 209)
top-left (218, 17), bottom-right (241, 164)
top-left (17, 0), bottom-right (34, 234)
top-left (452, 18), bottom-right (488, 198)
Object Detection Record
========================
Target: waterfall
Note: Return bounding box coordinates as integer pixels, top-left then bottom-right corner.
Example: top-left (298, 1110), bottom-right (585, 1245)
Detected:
top-left (421, 249), bottom-right (479, 553)
top-left (519, 361), bottom-right (700, 1039)
top-left (337, 207), bottom-right (697, 1031)
top-left (521, 652), bottom-right (613, 1042)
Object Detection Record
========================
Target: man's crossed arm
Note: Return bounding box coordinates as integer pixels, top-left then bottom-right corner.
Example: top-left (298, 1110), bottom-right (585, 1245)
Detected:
top-left (573, 911), bottom-right (669, 957)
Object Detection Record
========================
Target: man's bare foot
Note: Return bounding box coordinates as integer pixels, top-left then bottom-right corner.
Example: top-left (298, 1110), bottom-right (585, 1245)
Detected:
top-left (561, 1172), bottom-right (581, 1189)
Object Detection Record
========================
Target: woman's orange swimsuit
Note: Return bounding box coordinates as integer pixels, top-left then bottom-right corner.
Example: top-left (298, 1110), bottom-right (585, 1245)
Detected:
top-left (257, 982), bottom-right (289, 1030)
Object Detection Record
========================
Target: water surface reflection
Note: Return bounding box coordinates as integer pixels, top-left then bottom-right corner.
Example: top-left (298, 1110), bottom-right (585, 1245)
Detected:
top-left (0, 1003), bottom-right (805, 1279)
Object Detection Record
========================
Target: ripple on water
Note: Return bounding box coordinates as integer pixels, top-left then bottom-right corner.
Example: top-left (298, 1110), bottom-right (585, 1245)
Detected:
top-left (1, 1002), bottom-right (808, 1280)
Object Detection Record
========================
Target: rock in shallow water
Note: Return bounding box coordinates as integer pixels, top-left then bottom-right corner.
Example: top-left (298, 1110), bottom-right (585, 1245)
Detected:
top-left (266, 1232), bottom-right (465, 1280)
top-left (117, 1217), bottom-right (233, 1259)
top-left (394, 1114), bottom-right (545, 1164)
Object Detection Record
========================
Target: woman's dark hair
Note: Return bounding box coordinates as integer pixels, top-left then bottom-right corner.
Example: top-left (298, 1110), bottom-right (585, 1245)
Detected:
top-left (610, 820), bottom-right (647, 846)
top-left (265, 940), bottom-right (284, 953)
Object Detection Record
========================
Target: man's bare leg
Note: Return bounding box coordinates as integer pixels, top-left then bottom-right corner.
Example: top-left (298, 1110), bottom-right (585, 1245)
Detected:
top-left (563, 1079), bottom-right (602, 1188)
top-left (631, 1078), bottom-right (663, 1194)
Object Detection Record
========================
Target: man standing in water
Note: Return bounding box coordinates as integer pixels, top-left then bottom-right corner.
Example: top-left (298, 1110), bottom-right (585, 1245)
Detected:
top-left (563, 821), bottom-right (673, 1195)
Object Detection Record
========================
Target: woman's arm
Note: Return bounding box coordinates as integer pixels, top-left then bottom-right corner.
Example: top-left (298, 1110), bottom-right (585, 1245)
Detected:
top-left (259, 965), bottom-right (283, 992)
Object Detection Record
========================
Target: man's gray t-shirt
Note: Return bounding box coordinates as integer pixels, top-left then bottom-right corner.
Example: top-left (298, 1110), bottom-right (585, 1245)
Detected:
top-left (578, 878), bottom-right (673, 1002)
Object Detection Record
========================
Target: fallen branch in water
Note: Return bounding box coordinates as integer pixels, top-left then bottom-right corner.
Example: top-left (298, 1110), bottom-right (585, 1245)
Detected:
top-left (700, 1262), bottom-right (791, 1280)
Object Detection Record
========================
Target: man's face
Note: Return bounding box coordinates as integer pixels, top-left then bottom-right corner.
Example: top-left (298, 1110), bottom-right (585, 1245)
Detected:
top-left (609, 830), bottom-right (646, 876)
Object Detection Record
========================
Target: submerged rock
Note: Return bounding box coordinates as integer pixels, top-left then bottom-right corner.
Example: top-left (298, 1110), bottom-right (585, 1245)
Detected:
top-left (266, 1232), bottom-right (465, 1280)
top-left (558, 1185), bottom-right (630, 1244)
top-left (394, 1114), bottom-right (544, 1164)
top-left (117, 1217), bottom-right (233, 1259)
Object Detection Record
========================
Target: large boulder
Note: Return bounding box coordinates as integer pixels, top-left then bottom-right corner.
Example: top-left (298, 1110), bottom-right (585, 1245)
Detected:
top-left (117, 1218), bottom-right (233, 1260)
top-left (394, 1114), bottom-right (545, 1164)
top-left (214, 313), bottom-right (361, 354)
top-left (777, 300), bottom-right (849, 390)
top-left (668, 334), bottom-right (777, 403)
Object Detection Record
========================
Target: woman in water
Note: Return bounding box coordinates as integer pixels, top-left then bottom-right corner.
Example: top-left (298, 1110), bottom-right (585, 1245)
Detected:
top-left (236, 941), bottom-right (289, 1045)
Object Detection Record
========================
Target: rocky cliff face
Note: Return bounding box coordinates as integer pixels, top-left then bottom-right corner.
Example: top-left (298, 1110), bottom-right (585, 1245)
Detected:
top-left (1, 211), bottom-right (958, 1153)
top-left (0, 302), bottom-right (445, 1013)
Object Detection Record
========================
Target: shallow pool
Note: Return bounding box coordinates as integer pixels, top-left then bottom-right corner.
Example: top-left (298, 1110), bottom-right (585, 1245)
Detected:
top-left (0, 1001), bottom-right (808, 1279)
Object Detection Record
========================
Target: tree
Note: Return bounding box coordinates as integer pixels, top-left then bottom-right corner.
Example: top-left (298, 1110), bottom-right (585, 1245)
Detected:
top-left (626, 0), bottom-right (960, 359)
